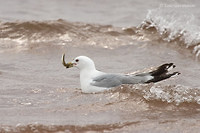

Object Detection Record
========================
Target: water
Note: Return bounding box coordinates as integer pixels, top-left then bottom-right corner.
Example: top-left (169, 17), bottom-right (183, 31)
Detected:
top-left (1, 0), bottom-right (200, 132)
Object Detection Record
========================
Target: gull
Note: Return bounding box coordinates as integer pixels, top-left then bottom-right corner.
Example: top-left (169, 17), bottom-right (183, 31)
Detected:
top-left (62, 54), bottom-right (180, 93)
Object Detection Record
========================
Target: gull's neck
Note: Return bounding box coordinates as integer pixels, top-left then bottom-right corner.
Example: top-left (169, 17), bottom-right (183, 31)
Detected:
top-left (80, 65), bottom-right (97, 77)
top-left (79, 65), bottom-right (102, 92)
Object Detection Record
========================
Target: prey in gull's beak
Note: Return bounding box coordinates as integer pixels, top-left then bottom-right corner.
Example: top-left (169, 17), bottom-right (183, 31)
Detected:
top-left (62, 54), bottom-right (74, 68)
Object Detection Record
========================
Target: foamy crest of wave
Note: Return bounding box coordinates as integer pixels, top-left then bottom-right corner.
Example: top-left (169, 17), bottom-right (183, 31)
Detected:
top-left (140, 8), bottom-right (200, 57)
top-left (116, 84), bottom-right (200, 105)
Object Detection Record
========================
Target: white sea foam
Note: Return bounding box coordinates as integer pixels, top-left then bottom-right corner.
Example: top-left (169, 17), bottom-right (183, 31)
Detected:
top-left (126, 84), bottom-right (200, 105)
top-left (142, 7), bottom-right (200, 57)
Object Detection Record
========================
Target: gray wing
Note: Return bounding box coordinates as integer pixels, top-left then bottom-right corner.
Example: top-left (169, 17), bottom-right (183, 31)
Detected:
top-left (90, 62), bottom-right (179, 88)
top-left (90, 74), bottom-right (123, 88)
top-left (90, 73), bottom-right (150, 88)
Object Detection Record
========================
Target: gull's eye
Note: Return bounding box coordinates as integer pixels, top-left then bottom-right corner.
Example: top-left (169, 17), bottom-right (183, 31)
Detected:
top-left (75, 59), bottom-right (79, 62)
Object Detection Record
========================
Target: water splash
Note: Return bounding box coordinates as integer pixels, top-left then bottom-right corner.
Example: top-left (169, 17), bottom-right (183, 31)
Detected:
top-left (119, 84), bottom-right (200, 105)
top-left (140, 8), bottom-right (200, 57)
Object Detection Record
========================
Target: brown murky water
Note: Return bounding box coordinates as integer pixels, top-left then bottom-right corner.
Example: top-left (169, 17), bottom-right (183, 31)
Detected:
top-left (1, 0), bottom-right (200, 133)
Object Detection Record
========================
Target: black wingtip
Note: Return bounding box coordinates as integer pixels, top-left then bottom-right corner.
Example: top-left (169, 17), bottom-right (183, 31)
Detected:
top-left (172, 72), bottom-right (181, 76)
top-left (164, 63), bottom-right (175, 70)
top-left (150, 63), bottom-right (176, 76)
top-left (146, 71), bottom-right (180, 83)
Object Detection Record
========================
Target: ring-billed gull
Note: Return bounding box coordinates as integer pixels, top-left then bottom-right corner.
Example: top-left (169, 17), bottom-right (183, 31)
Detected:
top-left (62, 54), bottom-right (180, 93)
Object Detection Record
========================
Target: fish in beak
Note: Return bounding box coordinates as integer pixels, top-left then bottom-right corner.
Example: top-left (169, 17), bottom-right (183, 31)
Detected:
top-left (62, 54), bottom-right (74, 68)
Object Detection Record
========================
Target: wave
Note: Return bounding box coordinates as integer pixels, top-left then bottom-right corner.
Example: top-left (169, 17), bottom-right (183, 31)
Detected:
top-left (0, 121), bottom-right (140, 133)
top-left (1, 8), bottom-right (200, 58)
top-left (139, 8), bottom-right (200, 58)
top-left (0, 20), bottom-right (86, 49)
top-left (111, 84), bottom-right (200, 106)
top-left (0, 19), bottom-right (135, 51)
